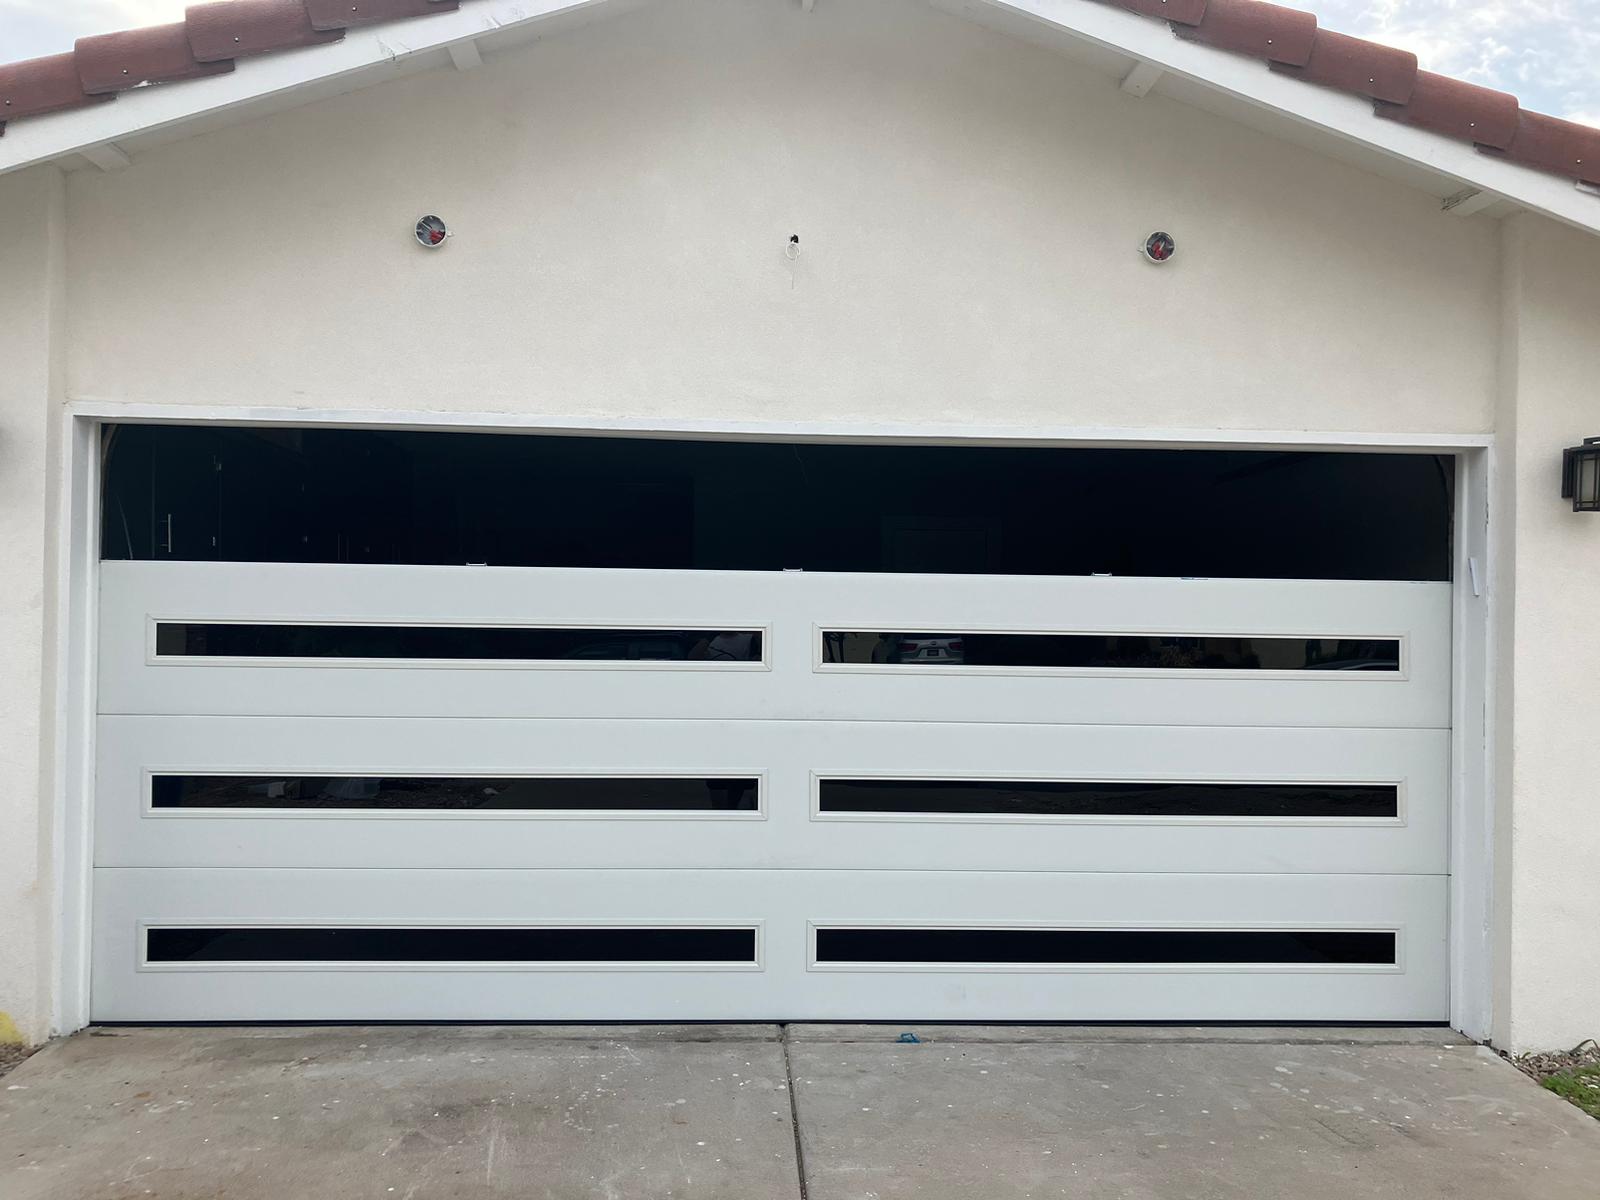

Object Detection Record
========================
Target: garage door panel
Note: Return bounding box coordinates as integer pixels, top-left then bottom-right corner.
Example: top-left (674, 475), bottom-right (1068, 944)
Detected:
top-left (95, 716), bottom-right (1447, 874)
top-left (806, 572), bottom-right (1448, 730)
top-left (91, 869), bottom-right (1446, 1023)
top-left (99, 562), bottom-right (1449, 729)
top-left (94, 552), bottom-right (1452, 1022)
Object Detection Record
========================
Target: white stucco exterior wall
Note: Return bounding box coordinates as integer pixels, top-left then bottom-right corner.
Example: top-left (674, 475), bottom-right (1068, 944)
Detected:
top-left (0, 0), bottom-right (1595, 1045)
top-left (0, 164), bottom-right (64, 1045)
top-left (62, 0), bottom-right (1500, 433)
top-left (1494, 213), bottom-right (1600, 1053)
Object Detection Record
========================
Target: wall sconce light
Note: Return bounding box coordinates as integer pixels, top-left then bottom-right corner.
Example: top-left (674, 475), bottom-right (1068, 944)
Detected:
top-left (1561, 437), bottom-right (1600, 512)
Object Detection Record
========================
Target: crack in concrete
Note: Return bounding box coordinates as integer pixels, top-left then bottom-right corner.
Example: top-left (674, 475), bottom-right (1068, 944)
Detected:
top-left (780, 1025), bottom-right (810, 1200)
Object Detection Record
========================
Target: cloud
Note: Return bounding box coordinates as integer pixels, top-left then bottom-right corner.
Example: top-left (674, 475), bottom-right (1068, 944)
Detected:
top-left (1, 1), bottom-right (189, 58)
top-left (1311, 0), bottom-right (1600, 125)
top-left (6, 0), bottom-right (187, 24)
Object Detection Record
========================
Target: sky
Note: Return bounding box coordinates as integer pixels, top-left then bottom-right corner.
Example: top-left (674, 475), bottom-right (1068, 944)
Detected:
top-left (2, 0), bottom-right (1597, 127)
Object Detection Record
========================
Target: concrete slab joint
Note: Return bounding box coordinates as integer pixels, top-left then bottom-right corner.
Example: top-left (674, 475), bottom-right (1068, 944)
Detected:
top-left (3, 1025), bottom-right (1600, 1199)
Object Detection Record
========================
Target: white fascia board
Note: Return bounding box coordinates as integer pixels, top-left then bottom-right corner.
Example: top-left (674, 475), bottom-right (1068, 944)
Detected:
top-left (0, 0), bottom-right (609, 178)
top-left (969, 0), bottom-right (1600, 237)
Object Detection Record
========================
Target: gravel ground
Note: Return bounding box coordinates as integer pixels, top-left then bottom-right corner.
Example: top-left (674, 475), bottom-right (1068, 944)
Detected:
top-left (1511, 1039), bottom-right (1600, 1079)
top-left (1509, 1039), bottom-right (1600, 1119)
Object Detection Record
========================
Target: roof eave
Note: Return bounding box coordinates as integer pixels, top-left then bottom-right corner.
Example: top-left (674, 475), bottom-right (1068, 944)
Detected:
top-left (0, 0), bottom-right (616, 177)
top-left (1, 0), bottom-right (1595, 238)
top-left (962, 0), bottom-right (1600, 237)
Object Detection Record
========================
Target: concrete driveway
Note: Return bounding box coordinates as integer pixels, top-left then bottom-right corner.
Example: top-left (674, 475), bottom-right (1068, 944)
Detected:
top-left (3, 1025), bottom-right (1597, 1199)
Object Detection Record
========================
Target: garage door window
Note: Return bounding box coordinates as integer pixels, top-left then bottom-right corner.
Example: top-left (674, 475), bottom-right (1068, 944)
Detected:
top-left (154, 623), bottom-right (762, 664)
top-left (813, 928), bottom-right (1396, 967)
top-left (146, 926), bottom-right (760, 965)
top-left (817, 779), bottom-right (1397, 819)
top-left (821, 632), bottom-right (1401, 671)
top-left (152, 775), bottom-right (759, 812)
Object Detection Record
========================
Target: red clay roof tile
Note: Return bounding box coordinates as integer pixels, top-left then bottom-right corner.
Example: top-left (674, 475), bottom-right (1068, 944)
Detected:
top-left (303, 0), bottom-right (458, 32)
top-left (1272, 28), bottom-right (1416, 105)
top-left (186, 0), bottom-right (345, 64)
top-left (1377, 70), bottom-right (1520, 150)
top-left (0, 0), bottom-right (1594, 198)
top-left (1492, 110), bottom-right (1600, 186)
top-left (0, 52), bottom-right (112, 121)
top-left (76, 23), bottom-right (234, 95)
top-left (1179, 0), bottom-right (1318, 67)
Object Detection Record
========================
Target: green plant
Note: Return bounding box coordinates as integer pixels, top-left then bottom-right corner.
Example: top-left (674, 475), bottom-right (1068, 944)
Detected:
top-left (1541, 1064), bottom-right (1600, 1120)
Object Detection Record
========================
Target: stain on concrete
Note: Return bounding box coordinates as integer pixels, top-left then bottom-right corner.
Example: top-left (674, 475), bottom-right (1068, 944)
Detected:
top-left (788, 1037), bottom-right (1600, 1200)
top-left (4, 1026), bottom-right (1599, 1200)
top-left (0, 1026), bottom-right (800, 1200)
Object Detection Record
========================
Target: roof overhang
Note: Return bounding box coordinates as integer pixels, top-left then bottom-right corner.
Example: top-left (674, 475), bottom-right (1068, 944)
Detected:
top-left (949, 0), bottom-right (1599, 236)
top-left (2, 0), bottom-right (1596, 237)
top-left (0, 0), bottom-right (642, 177)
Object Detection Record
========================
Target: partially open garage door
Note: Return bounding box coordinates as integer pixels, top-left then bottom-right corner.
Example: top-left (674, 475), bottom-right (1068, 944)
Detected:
top-left (90, 429), bottom-right (1452, 1022)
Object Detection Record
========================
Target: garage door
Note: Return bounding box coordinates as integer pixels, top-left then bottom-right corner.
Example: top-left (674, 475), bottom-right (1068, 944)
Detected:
top-left (90, 429), bottom-right (1452, 1022)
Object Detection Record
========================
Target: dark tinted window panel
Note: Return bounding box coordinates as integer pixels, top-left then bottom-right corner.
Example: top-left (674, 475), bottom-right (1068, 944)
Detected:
top-left (823, 633), bottom-right (1400, 671)
top-left (819, 780), bottom-right (1397, 819)
top-left (153, 775), bottom-right (758, 812)
top-left (102, 424), bottom-right (1452, 581)
top-left (147, 927), bottom-right (758, 964)
top-left (154, 624), bottom-right (761, 662)
top-left (814, 928), bottom-right (1395, 966)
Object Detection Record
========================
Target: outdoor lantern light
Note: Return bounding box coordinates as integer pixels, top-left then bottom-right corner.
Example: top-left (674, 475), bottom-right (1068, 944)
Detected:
top-left (1562, 438), bottom-right (1600, 512)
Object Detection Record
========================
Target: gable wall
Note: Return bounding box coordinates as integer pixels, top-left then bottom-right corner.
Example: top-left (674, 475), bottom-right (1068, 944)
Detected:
top-left (61, 0), bottom-right (1499, 433)
top-left (14, 0), bottom-right (1588, 1046)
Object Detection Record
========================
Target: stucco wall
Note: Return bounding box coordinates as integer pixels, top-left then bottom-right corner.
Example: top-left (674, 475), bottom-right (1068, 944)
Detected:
top-left (0, 164), bottom-right (63, 1045)
top-left (62, 0), bottom-right (1499, 432)
top-left (1495, 213), bottom-right (1600, 1053)
top-left (6, 0), bottom-right (1595, 1045)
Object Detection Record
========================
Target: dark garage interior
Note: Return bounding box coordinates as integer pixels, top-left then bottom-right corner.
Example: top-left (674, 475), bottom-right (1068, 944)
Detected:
top-left (102, 424), bottom-right (1453, 582)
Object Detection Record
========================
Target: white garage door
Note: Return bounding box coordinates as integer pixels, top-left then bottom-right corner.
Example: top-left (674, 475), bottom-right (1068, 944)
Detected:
top-left (91, 556), bottom-right (1450, 1022)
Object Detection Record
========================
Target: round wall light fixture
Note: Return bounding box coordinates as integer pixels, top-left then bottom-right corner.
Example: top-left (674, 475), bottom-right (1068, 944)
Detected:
top-left (1141, 231), bottom-right (1176, 264)
top-left (415, 215), bottom-right (450, 249)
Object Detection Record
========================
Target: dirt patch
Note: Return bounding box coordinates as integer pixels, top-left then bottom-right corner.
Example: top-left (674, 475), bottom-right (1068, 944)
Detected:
top-left (0, 1042), bottom-right (38, 1081)
top-left (1509, 1039), bottom-right (1600, 1120)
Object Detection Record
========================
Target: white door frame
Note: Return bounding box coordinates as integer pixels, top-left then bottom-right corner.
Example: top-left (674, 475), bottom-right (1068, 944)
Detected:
top-left (49, 400), bottom-right (1496, 1037)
